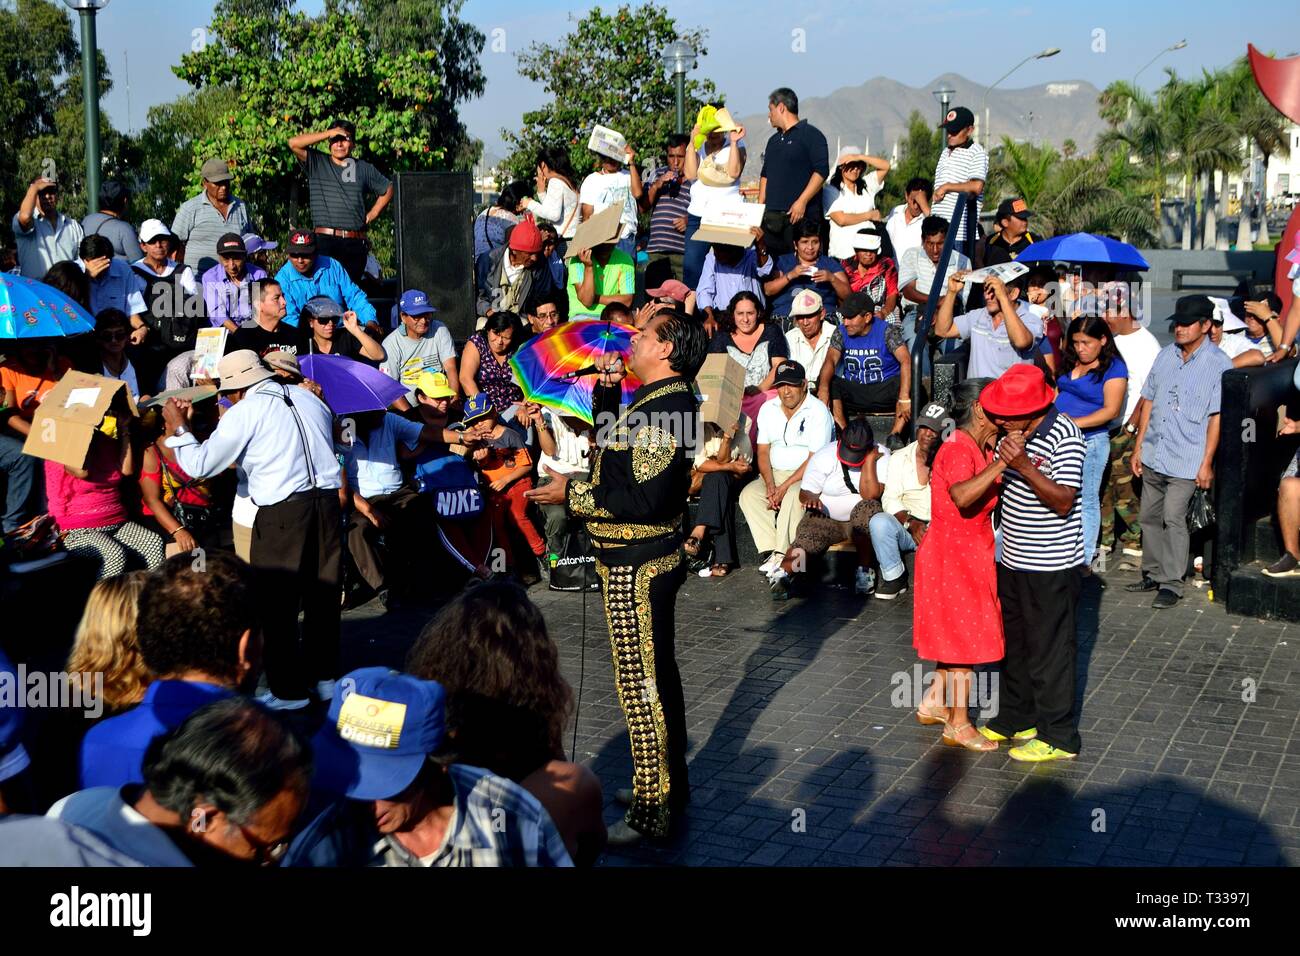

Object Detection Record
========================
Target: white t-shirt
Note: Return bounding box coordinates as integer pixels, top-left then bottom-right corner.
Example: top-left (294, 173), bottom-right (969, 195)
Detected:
top-left (825, 182), bottom-right (883, 259)
top-left (538, 411), bottom-right (591, 477)
top-left (898, 247), bottom-right (971, 305)
top-left (885, 204), bottom-right (924, 258)
top-left (527, 178), bottom-right (580, 238)
top-left (755, 394), bottom-right (836, 472)
top-left (692, 417), bottom-right (754, 468)
top-left (800, 442), bottom-right (890, 522)
top-left (686, 142), bottom-right (746, 218)
top-left (785, 321), bottom-right (836, 390)
top-left (579, 170), bottom-right (637, 240)
top-left (1111, 325), bottom-right (1161, 423)
top-left (1215, 332), bottom-right (1262, 362)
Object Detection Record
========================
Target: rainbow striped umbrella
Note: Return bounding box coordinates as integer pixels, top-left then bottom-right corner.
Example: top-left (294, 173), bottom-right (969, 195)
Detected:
top-left (509, 320), bottom-right (640, 424)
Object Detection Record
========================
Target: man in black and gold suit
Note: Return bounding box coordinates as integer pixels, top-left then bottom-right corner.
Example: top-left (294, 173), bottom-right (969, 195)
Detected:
top-left (527, 310), bottom-right (706, 845)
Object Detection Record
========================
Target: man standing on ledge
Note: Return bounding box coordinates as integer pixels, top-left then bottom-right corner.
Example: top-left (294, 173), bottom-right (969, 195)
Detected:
top-left (289, 120), bottom-right (394, 283)
top-left (526, 311), bottom-right (707, 845)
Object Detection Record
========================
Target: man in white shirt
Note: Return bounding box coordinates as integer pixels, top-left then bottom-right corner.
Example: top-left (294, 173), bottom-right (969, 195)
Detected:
top-left (784, 290), bottom-right (836, 404)
top-left (768, 418), bottom-right (888, 599)
top-left (1208, 298), bottom-right (1266, 367)
top-left (868, 402), bottom-right (945, 599)
top-left (11, 175), bottom-right (83, 278)
top-left (162, 349), bottom-right (344, 709)
top-left (885, 177), bottom-right (932, 260)
top-left (898, 215), bottom-right (970, 354)
top-left (1101, 282), bottom-right (1161, 561)
top-left (578, 145), bottom-right (643, 258)
top-left (933, 272), bottom-right (1042, 379)
top-left (931, 106), bottom-right (987, 243)
top-left (738, 361), bottom-right (835, 573)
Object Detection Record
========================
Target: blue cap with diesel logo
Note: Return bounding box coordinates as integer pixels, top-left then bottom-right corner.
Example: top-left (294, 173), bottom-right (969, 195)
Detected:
top-left (398, 289), bottom-right (437, 316)
top-left (462, 392), bottom-right (495, 424)
top-left (311, 667), bottom-right (449, 800)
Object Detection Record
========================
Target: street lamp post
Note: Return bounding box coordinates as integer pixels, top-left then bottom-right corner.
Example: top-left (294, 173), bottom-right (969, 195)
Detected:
top-left (1134, 39), bottom-right (1187, 87)
top-left (662, 39), bottom-right (697, 136)
top-left (65, 0), bottom-right (110, 216)
top-left (981, 47), bottom-right (1059, 150)
top-left (932, 86), bottom-right (955, 128)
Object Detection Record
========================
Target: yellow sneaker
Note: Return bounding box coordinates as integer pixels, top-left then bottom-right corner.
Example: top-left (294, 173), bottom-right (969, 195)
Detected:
top-left (1008, 739), bottom-right (1077, 762)
top-left (978, 726), bottom-right (1037, 743)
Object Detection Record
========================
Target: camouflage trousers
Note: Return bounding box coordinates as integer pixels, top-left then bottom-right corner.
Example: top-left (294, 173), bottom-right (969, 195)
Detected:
top-left (1099, 429), bottom-right (1142, 552)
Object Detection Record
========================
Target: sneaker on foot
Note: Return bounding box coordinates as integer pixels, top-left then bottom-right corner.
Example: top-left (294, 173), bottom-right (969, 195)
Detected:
top-left (1007, 738), bottom-right (1076, 762)
top-left (1124, 573), bottom-right (1158, 592)
top-left (769, 572), bottom-right (790, 601)
top-left (979, 725), bottom-right (1037, 743)
top-left (875, 573), bottom-right (908, 600)
top-left (1263, 553), bottom-right (1300, 578)
top-left (854, 567), bottom-right (876, 595)
top-left (758, 552), bottom-right (782, 575)
top-left (1121, 546), bottom-right (1143, 558)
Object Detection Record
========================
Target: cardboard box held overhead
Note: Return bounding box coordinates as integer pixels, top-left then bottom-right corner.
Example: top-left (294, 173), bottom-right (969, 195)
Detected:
top-left (689, 200), bottom-right (765, 248)
top-left (694, 353), bottom-right (746, 428)
top-left (565, 200), bottom-right (625, 260)
top-left (22, 371), bottom-right (136, 469)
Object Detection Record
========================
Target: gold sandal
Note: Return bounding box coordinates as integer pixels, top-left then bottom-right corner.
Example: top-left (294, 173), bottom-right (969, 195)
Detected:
top-left (916, 707), bottom-right (946, 726)
top-left (942, 722), bottom-right (997, 752)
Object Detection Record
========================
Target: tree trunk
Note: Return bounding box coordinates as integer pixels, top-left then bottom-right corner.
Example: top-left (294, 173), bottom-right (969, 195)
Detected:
top-left (1258, 151), bottom-right (1271, 247)
top-left (1237, 142), bottom-right (1256, 251)
top-left (1203, 171), bottom-right (1217, 250)
top-left (1181, 173), bottom-right (1194, 250)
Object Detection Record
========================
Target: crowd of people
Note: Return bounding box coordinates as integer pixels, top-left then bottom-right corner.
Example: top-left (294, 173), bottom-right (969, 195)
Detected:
top-left (2, 85), bottom-right (1298, 862)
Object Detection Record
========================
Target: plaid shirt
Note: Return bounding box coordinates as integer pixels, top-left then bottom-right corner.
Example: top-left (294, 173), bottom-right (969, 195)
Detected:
top-left (369, 764), bottom-right (573, 867)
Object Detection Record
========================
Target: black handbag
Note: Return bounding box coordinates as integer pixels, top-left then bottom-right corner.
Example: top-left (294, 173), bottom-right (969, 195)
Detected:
top-left (1186, 486), bottom-right (1215, 533)
top-left (547, 527), bottom-right (600, 592)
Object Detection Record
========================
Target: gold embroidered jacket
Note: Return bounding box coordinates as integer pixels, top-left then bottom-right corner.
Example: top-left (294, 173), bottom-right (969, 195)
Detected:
top-left (565, 376), bottom-right (697, 547)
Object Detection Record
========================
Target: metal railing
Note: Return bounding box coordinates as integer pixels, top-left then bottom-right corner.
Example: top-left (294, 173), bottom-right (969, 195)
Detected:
top-left (909, 193), bottom-right (979, 419)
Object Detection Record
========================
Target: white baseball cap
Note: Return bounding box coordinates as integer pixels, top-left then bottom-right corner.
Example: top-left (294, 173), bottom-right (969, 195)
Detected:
top-left (139, 219), bottom-right (173, 243)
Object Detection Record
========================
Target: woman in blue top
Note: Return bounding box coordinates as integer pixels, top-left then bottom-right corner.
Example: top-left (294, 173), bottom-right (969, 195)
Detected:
top-left (762, 219), bottom-right (850, 326)
top-left (1055, 315), bottom-right (1128, 572)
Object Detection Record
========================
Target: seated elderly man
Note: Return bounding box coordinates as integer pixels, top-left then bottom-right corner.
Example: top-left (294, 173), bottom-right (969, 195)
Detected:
top-left (767, 418), bottom-right (889, 600)
top-left (476, 218), bottom-right (555, 319)
top-left (738, 361), bottom-right (835, 575)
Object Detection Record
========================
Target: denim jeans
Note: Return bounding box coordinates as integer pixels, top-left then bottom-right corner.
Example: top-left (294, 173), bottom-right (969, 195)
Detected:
top-left (0, 432), bottom-right (37, 532)
top-left (868, 511), bottom-right (917, 581)
top-left (1081, 428), bottom-right (1111, 567)
top-left (682, 214), bottom-right (708, 290)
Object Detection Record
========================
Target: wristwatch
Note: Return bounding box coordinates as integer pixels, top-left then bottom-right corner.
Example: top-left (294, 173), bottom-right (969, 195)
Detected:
top-left (1124, 423), bottom-right (1137, 436)
top-left (172, 425), bottom-right (189, 438)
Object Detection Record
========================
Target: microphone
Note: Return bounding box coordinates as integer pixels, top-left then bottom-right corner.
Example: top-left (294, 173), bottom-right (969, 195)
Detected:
top-left (560, 356), bottom-right (624, 381)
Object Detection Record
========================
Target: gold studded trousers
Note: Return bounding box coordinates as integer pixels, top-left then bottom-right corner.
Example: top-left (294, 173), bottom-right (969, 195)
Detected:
top-left (594, 532), bottom-right (690, 838)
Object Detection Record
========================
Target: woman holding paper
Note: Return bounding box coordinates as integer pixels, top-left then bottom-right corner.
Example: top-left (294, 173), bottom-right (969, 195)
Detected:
top-left (683, 108), bottom-right (747, 290)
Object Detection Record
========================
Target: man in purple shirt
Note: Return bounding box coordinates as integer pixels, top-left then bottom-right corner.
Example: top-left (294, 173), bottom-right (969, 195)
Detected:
top-left (202, 232), bottom-right (269, 332)
top-left (79, 554), bottom-right (260, 789)
top-left (695, 227), bottom-right (773, 333)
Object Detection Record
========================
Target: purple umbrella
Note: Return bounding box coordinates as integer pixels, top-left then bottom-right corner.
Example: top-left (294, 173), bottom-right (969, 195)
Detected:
top-left (298, 354), bottom-right (407, 414)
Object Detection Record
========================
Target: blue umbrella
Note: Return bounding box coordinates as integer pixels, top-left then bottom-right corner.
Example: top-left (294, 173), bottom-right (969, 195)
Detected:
top-left (1015, 233), bottom-right (1149, 271)
top-left (298, 354), bottom-right (408, 415)
top-left (0, 274), bottom-right (95, 339)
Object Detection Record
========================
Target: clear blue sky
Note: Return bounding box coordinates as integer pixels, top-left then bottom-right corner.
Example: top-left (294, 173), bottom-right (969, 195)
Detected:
top-left (91, 0), bottom-right (1297, 156)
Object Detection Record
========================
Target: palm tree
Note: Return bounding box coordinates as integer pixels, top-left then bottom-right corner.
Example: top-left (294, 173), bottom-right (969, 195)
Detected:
top-left (1221, 56), bottom-right (1292, 248)
top-left (1096, 81), bottom-right (1174, 237)
top-left (1161, 71), bottom-right (1240, 249)
top-left (989, 137), bottom-right (1056, 210)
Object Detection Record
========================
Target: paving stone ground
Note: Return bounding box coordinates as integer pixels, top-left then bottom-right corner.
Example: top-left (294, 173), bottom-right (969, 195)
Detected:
top-left (341, 564), bottom-right (1300, 867)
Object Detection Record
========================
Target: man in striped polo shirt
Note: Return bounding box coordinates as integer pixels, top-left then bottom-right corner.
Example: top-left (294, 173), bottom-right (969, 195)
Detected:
top-left (640, 135), bottom-right (692, 281)
top-left (1127, 295), bottom-right (1233, 608)
top-left (978, 365), bottom-right (1086, 762)
top-left (930, 107), bottom-right (987, 244)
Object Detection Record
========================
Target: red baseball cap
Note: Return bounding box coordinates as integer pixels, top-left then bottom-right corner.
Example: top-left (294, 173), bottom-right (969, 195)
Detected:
top-left (979, 364), bottom-right (1055, 418)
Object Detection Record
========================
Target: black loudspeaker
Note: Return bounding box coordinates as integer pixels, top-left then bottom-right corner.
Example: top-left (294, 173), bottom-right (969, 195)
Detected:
top-left (394, 172), bottom-right (475, 342)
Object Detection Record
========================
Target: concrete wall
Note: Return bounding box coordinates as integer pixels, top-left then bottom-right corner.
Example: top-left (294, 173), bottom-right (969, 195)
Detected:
top-left (1137, 249), bottom-right (1277, 291)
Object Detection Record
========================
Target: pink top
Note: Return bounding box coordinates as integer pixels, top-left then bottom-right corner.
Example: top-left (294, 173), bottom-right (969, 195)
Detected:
top-left (44, 440), bottom-right (127, 530)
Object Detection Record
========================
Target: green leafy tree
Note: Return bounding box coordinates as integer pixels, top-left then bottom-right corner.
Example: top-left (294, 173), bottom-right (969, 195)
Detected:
top-left (875, 111), bottom-right (941, 215)
top-left (501, 4), bottom-right (718, 183)
top-left (132, 87), bottom-right (242, 224)
top-left (326, 0), bottom-right (486, 170)
top-left (988, 138), bottom-right (1055, 211)
top-left (166, 3), bottom-right (483, 272)
top-left (2, 0), bottom-right (127, 235)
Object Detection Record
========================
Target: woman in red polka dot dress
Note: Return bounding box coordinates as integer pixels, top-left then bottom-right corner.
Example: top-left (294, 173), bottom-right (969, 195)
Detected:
top-left (913, 377), bottom-right (1007, 751)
